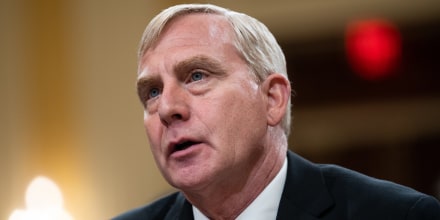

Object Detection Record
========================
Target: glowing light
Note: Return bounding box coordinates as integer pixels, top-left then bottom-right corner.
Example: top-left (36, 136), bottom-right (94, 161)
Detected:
top-left (345, 19), bottom-right (402, 80)
top-left (9, 176), bottom-right (74, 220)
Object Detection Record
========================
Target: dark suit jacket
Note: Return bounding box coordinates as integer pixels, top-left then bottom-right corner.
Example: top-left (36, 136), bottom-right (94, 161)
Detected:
top-left (113, 151), bottom-right (440, 220)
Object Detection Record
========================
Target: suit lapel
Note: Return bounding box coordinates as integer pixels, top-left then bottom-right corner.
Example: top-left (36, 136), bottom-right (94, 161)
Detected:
top-left (277, 151), bottom-right (334, 220)
top-left (164, 192), bottom-right (194, 220)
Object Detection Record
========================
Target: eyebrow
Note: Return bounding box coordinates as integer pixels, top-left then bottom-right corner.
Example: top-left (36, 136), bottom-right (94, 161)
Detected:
top-left (174, 55), bottom-right (227, 80)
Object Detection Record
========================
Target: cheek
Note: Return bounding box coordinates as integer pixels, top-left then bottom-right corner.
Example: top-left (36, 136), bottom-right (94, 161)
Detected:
top-left (205, 86), bottom-right (266, 142)
top-left (143, 114), bottom-right (163, 151)
top-left (225, 84), bottom-right (265, 122)
top-left (144, 116), bottom-right (168, 170)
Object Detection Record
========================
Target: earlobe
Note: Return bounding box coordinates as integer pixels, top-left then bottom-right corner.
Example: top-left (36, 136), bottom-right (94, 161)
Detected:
top-left (262, 74), bottom-right (291, 127)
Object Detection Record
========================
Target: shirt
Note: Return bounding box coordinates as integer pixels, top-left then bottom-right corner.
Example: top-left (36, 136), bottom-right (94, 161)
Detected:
top-left (193, 158), bottom-right (288, 220)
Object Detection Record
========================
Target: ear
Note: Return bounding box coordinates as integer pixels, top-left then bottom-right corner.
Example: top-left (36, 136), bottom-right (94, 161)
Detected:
top-left (261, 73), bottom-right (291, 127)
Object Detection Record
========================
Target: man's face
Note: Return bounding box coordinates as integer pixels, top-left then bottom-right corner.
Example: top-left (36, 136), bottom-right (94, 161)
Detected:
top-left (137, 14), bottom-right (270, 191)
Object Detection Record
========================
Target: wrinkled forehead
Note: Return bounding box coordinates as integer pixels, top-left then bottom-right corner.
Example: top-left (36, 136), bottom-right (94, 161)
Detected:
top-left (138, 13), bottom-right (237, 73)
top-left (153, 13), bottom-right (233, 51)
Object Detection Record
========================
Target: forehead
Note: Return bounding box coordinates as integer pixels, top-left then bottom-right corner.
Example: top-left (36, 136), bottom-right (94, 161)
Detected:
top-left (159, 13), bottom-right (233, 47)
top-left (153, 14), bottom-right (234, 54)
top-left (138, 14), bottom-right (240, 76)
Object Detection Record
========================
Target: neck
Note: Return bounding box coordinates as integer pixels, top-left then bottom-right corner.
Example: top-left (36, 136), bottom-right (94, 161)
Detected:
top-left (184, 129), bottom-right (287, 219)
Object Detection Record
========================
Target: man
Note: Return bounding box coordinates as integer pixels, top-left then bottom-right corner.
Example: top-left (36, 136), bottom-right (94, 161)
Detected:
top-left (114, 4), bottom-right (440, 220)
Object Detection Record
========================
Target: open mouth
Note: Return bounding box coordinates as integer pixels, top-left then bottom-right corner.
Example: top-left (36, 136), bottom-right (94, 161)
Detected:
top-left (173, 140), bottom-right (200, 152)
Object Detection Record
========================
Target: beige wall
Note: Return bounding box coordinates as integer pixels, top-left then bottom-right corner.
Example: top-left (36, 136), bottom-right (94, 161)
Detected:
top-left (1, 0), bottom-right (172, 219)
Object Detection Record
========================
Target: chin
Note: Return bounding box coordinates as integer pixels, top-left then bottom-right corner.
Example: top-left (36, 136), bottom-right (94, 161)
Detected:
top-left (168, 171), bottom-right (212, 192)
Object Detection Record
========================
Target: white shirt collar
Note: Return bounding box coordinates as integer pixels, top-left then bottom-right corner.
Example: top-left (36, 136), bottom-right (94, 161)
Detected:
top-left (193, 158), bottom-right (288, 220)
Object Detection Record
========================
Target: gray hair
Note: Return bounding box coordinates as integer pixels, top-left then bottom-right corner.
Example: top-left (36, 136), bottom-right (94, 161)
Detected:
top-left (138, 4), bottom-right (292, 136)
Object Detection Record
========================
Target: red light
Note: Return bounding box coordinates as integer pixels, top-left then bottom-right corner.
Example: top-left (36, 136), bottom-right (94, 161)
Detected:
top-left (346, 19), bottom-right (402, 80)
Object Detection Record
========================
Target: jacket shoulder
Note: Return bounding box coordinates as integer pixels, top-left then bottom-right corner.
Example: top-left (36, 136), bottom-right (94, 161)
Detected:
top-left (319, 163), bottom-right (440, 219)
top-left (112, 192), bottom-right (181, 220)
top-left (284, 151), bottom-right (440, 219)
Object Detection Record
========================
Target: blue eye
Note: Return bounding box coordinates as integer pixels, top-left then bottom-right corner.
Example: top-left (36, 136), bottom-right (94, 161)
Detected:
top-left (148, 88), bottom-right (160, 98)
top-left (191, 71), bottom-right (204, 81)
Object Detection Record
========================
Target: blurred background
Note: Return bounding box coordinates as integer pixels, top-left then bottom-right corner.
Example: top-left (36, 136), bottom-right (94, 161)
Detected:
top-left (1, 0), bottom-right (439, 219)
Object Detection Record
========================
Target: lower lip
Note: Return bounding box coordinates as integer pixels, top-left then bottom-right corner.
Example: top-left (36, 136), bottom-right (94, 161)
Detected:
top-left (169, 143), bottom-right (204, 160)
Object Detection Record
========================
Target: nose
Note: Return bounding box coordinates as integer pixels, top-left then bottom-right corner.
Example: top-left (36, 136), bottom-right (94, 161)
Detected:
top-left (158, 84), bottom-right (190, 126)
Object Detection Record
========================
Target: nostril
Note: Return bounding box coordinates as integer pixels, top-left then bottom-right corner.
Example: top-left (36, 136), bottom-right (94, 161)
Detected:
top-left (160, 113), bottom-right (183, 127)
top-left (172, 113), bottom-right (183, 120)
